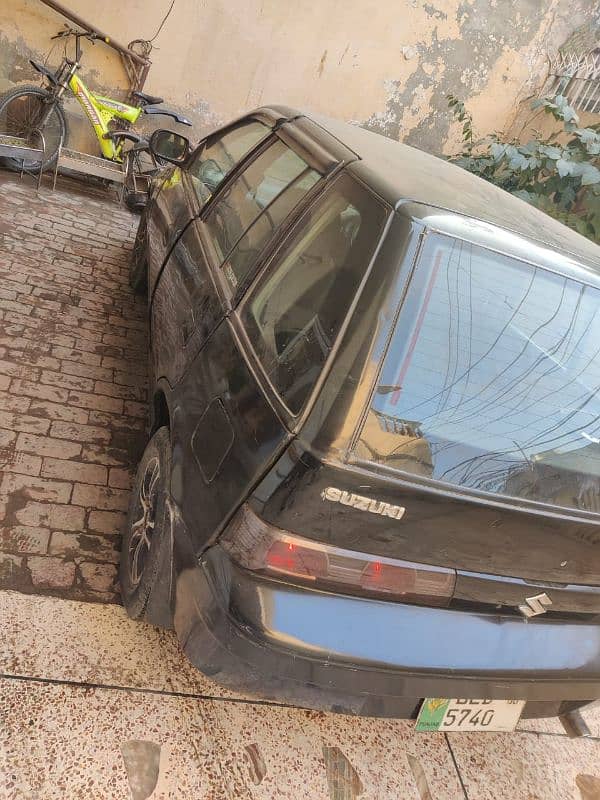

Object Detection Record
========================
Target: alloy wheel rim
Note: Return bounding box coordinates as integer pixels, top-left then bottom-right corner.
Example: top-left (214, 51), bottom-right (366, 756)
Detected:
top-left (128, 457), bottom-right (160, 587)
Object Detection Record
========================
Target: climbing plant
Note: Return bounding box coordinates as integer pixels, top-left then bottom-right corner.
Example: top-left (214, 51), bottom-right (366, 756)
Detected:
top-left (447, 94), bottom-right (600, 243)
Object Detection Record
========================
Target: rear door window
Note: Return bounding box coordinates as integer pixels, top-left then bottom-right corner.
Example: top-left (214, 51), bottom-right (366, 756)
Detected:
top-left (204, 140), bottom-right (321, 289)
top-left (187, 120), bottom-right (268, 205)
top-left (241, 174), bottom-right (388, 415)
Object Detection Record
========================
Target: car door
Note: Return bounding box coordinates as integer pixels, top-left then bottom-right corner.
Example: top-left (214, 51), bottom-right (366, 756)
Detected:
top-left (166, 134), bottom-right (344, 553)
top-left (146, 117), bottom-right (273, 297)
top-left (148, 119), bottom-right (278, 392)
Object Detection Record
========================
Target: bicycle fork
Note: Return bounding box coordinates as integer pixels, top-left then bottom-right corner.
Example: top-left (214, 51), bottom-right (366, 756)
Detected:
top-left (37, 60), bottom-right (78, 129)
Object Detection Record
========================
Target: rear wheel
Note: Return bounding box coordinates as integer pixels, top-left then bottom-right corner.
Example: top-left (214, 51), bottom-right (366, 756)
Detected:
top-left (120, 427), bottom-right (171, 621)
top-left (0, 85), bottom-right (67, 172)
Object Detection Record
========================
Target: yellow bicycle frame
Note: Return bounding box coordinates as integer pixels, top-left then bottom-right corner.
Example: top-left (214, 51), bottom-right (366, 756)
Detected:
top-left (68, 73), bottom-right (142, 162)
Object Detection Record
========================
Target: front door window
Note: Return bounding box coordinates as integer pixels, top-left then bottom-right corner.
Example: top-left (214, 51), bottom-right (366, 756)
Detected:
top-left (187, 120), bottom-right (269, 205)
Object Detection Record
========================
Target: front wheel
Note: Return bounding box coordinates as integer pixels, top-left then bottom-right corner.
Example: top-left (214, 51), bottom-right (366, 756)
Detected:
top-left (120, 427), bottom-right (172, 621)
top-left (0, 85), bottom-right (67, 173)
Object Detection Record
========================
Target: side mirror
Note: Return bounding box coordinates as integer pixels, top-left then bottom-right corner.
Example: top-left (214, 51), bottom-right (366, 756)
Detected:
top-left (149, 129), bottom-right (190, 165)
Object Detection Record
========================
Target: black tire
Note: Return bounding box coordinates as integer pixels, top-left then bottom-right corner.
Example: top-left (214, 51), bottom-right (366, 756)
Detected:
top-left (0, 85), bottom-right (67, 173)
top-left (125, 190), bottom-right (148, 214)
top-left (129, 210), bottom-right (149, 295)
top-left (120, 426), bottom-right (171, 621)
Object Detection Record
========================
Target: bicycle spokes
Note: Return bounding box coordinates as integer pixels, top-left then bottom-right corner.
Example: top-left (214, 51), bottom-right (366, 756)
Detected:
top-left (3, 94), bottom-right (44, 135)
top-left (0, 88), bottom-right (66, 171)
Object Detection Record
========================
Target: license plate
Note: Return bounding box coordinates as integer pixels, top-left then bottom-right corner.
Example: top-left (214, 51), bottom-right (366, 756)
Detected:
top-left (415, 698), bottom-right (525, 732)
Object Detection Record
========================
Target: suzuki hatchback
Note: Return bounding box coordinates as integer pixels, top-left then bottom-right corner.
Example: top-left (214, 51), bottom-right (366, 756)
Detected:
top-left (121, 106), bottom-right (600, 728)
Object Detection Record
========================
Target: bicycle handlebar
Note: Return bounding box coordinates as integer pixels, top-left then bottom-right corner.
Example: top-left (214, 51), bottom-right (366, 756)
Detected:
top-left (51, 26), bottom-right (109, 44)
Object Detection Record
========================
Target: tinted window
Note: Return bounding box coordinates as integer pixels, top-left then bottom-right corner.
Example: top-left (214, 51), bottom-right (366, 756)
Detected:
top-left (242, 174), bottom-right (387, 414)
top-left (357, 233), bottom-right (600, 512)
top-left (223, 170), bottom-right (321, 291)
top-left (187, 120), bottom-right (268, 205)
top-left (205, 140), bottom-right (319, 287)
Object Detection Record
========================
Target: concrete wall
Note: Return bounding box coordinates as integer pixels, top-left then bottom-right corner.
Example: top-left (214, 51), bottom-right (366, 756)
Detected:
top-left (0, 0), bottom-right (597, 157)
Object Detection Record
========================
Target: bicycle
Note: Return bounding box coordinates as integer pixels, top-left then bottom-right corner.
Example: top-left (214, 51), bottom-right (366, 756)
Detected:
top-left (0, 26), bottom-right (191, 208)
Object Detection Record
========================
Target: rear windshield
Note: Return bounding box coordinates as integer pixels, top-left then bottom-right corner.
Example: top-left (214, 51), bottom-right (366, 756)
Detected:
top-left (356, 233), bottom-right (600, 513)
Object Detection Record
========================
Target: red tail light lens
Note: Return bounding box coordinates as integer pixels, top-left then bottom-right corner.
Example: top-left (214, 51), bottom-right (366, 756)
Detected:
top-left (220, 504), bottom-right (455, 606)
top-left (265, 540), bottom-right (329, 579)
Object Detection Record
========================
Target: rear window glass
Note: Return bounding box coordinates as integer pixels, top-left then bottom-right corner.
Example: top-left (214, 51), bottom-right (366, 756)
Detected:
top-left (242, 174), bottom-right (387, 415)
top-left (356, 233), bottom-right (600, 513)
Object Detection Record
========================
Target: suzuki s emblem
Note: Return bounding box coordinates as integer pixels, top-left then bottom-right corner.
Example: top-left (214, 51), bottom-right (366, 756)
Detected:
top-left (320, 486), bottom-right (406, 520)
top-left (518, 592), bottom-right (552, 618)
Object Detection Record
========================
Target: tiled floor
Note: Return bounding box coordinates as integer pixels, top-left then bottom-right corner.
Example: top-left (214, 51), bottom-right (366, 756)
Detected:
top-left (0, 172), bottom-right (146, 603)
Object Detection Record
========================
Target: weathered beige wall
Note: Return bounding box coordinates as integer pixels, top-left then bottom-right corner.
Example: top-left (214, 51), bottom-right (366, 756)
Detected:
top-left (0, 0), bottom-right (597, 157)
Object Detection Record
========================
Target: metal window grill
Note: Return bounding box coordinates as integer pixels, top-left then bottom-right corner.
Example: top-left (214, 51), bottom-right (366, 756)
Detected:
top-left (542, 17), bottom-right (600, 114)
top-left (543, 49), bottom-right (600, 114)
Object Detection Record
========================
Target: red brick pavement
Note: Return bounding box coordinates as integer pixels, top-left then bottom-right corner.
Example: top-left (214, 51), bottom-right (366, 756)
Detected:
top-left (0, 172), bottom-right (146, 603)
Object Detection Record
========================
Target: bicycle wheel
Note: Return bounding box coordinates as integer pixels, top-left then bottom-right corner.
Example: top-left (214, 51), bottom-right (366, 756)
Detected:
top-left (0, 85), bottom-right (67, 173)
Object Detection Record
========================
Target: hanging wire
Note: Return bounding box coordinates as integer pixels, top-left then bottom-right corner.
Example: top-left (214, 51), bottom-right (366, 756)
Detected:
top-left (42, 37), bottom-right (60, 68)
top-left (149, 0), bottom-right (176, 43)
top-left (127, 0), bottom-right (176, 59)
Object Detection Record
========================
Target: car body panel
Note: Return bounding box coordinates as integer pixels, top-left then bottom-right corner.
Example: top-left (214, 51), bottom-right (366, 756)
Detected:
top-left (168, 316), bottom-right (291, 555)
top-left (147, 167), bottom-right (200, 297)
top-left (150, 218), bottom-right (223, 387)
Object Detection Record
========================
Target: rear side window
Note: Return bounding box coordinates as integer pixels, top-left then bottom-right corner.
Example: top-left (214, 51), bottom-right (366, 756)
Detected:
top-left (187, 120), bottom-right (268, 205)
top-left (242, 174), bottom-right (388, 415)
top-left (357, 233), bottom-right (600, 512)
top-left (205, 140), bottom-right (320, 288)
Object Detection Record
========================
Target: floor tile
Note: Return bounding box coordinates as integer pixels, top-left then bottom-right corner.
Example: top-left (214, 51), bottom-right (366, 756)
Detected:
top-left (447, 728), bottom-right (600, 800)
top-left (0, 677), bottom-right (465, 800)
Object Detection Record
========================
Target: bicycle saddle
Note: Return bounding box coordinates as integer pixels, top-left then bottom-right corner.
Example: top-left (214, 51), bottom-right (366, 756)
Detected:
top-left (143, 105), bottom-right (192, 126)
top-left (132, 90), bottom-right (164, 106)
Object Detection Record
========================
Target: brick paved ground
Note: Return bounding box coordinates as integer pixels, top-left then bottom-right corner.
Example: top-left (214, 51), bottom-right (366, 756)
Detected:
top-left (0, 172), bottom-right (146, 603)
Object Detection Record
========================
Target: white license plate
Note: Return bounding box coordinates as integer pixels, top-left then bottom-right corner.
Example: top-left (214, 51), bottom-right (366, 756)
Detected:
top-left (415, 698), bottom-right (525, 732)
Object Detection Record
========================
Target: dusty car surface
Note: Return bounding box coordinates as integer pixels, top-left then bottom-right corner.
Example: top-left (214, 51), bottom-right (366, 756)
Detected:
top-left (121, 105), bottom-right (600, 724)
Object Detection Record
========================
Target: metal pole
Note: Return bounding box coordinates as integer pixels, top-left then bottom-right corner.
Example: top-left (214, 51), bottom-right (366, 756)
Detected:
top-left (37, 0), bottom-right (150, 67)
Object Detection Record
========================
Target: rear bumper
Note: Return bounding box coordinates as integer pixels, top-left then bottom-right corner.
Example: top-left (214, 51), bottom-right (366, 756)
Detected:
top-left (174, 544), bottom-right (600, 718)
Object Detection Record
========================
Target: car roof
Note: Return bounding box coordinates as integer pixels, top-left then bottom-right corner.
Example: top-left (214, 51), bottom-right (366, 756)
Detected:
top-left (258, 105), bottom-right (600, 272)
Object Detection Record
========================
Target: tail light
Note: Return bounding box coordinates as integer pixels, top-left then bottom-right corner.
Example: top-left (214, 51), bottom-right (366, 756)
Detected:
top-left (220, 504), bottom-right (455, 606)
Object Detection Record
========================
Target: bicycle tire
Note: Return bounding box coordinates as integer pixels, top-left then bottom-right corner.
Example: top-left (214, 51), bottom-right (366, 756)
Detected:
top-left (0, 85), bottom-right (68, 173)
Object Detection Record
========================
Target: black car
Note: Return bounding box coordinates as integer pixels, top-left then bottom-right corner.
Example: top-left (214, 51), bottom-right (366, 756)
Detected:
top-left (122, 105), bottom-right (600, 728)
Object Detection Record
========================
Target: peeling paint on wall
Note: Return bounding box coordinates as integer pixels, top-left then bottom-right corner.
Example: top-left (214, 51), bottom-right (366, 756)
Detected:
top-left (362, 0), bottom-right (567, 152)
top-left (0, 0), bottom-right (598, 156)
